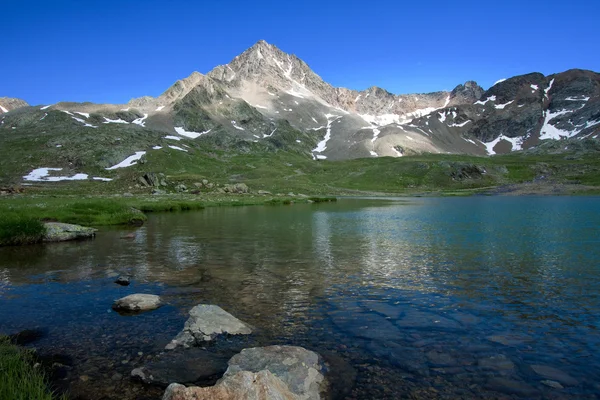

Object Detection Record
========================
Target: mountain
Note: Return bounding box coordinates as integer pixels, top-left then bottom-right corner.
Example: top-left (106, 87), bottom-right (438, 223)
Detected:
top-left (0, 40), bottom-right (599, 185)
top-left (408, 69), bottom-right (600, 154)
top-left (0, 97), bottom-right (28, 114)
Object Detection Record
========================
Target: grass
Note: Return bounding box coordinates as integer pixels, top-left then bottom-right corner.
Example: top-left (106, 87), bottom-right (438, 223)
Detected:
top-left (0, 337), bottom-right (65, 400)
top-left (0, 194), bottom-right (336, 246)
top-left (0, 213), bottom-right (46, 246)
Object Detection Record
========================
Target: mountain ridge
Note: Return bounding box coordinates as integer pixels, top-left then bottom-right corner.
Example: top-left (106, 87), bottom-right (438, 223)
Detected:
top-left (1, 40), bottom-right (599, 167)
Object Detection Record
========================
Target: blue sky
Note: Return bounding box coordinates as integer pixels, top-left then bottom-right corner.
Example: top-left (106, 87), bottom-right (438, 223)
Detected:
top-left (2, 0), bottom-right (598, 105)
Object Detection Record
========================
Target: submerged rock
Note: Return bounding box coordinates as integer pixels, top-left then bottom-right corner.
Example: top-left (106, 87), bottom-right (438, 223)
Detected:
top-left (486, 333), bottom-right (531, 346)
top-left (112, 294), bottom-right (162, 314)
top-left (530, 364), bottom-right (578, 386)
top-left (43, 222), bottom-right (96, 243)
top-left (541, 380), bottom-right (564, 389)
top-left (478, 354), bottom-right (515, 372)
top-left (163, 370), bottom-right (300, 400)
top-left (224, 345), bottom-right (327, 399)
top-left (132, 348), bottom-right (230, 388)
top-left (486, 377), bottom-right (539, 397)
top-left (114, 276), bottom-right (130, 286)
top-left (166, 305), bottom-right (252, 349)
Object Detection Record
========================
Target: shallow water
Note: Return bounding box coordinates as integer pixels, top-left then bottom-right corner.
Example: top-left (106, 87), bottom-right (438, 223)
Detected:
top-left (1, 197), bottom-right (600, 399)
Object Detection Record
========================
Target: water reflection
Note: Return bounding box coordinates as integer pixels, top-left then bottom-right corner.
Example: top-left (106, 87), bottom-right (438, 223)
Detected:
top-left (1, 197), bottom-right (600, 399)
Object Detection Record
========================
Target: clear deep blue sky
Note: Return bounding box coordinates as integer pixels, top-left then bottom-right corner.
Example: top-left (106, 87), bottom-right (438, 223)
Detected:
top-left (2, 0), bottom-right (599, 105)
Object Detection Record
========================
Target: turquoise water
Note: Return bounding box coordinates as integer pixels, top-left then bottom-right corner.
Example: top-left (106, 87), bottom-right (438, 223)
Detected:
top-left (1, 197), bottom-right (599, 399)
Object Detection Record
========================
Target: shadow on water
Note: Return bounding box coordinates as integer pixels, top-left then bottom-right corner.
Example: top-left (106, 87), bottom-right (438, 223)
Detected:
top-left (1, 197), bottom-right (600, 399)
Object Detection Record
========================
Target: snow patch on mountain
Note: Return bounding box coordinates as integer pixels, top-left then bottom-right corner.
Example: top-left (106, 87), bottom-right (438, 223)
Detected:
top-left (539, 109), bottom-right (575, 140)
top-left (174, 126), bottom-right (211, 139)
top-left (448, 120), bottom-right (472, 128)
top-left (23, 167), bottom-right (89, 182)
top-left (231, 120), bottom-right (245, 130)
top-left (484, 135), bottom-right (523, 155)
top-left (133, 114), bottom-right (148, 126)
top-left (312, 114), bottom-right (341, 157)
top-left (494, 100), bottom-right (514, 109)
top-left (474, 95), bottom-right (497, 106)
top-left (104, 117), bottom-right (129, 124)
top-left (565, 96), bottom-right (590, 102)
top-left (168, 145), bottom-right (188, 152)
top-left (545, 79), bottom-right (554, 98)
top-left (106, 151), bottom-right (146, 170)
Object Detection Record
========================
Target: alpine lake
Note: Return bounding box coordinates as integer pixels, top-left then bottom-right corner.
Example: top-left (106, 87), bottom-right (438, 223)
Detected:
top-left (1, 196), bottom-right (599, 399)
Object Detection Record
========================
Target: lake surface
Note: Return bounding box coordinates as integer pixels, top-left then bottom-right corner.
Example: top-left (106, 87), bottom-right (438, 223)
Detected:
top-left (1, 197), bottom-right (600, 399)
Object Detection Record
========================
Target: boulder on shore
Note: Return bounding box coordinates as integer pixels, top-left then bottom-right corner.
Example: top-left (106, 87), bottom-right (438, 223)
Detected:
top-left (162, 345), bottom-right (327, 400)
top-left (112, 294), bottom-right (162, 314)
top-left (224, 346), bottom-right (327, 400)
top-left (43, 222), bottom-right (96, 242)
top-left (166, 305), bottom-right (252, 349)
top-left (222, 183), bottom-right (249, 194)
top-left (163, 370), bottom-right (300, 400)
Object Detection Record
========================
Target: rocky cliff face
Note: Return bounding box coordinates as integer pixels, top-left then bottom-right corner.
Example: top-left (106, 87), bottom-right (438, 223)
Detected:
top-left (408, 69), bottom-right (600, 154)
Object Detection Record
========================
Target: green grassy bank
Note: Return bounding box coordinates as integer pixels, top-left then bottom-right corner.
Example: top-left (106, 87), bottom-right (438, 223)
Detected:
top-left (0, 194), bottom-right (336, 246)
top-left (0, 337), bottom-right (65, 400)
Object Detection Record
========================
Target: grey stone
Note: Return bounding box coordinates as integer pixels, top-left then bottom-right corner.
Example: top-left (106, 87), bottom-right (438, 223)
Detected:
top-left (224, 345), bottom-right (326, 400)
top-left (43, 222), bottom-right (96, 243)
top-left (258, 190), bottom-right (272, 195)
top-left (112, 294), bottom-right (162, 314)
top-left (166, 305), bottom-right (252, 349)
top-left (114, 276), bottom-right (130, 286)
top-left (202, 179), bottom-right (209, 185)
top-left (223, 183), bottom-right (249, 194)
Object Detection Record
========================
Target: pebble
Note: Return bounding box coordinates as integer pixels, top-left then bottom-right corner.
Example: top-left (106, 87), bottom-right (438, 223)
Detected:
top-left (79, 375), bottom-right (89, 382)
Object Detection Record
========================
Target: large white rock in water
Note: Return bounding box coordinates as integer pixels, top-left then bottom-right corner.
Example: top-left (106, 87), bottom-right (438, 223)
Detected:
top-left (43, 222), bottom-right (97, 242)
top-left (166, 305), bottom-right (252, 349)
top-left (112, 294), bottom-right (162, 313)
top-left (162, 370), bottom-right (300, 400)
top-left (224, 346), bottom-right (327, 400)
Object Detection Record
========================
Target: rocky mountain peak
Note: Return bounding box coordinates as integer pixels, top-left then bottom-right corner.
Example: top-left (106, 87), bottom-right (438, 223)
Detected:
top-left (0, 97), bottom-right (29, 114)
top-left (449, 81), bottom-right (484, 104)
